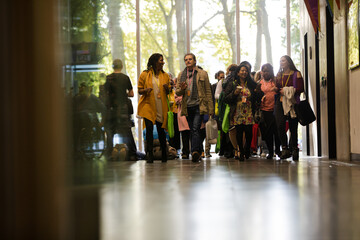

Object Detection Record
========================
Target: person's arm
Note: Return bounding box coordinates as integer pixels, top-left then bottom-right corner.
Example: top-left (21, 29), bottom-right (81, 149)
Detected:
top-left (223, 81), bottom-right (237, 105)
top-left (205, 74), bottom-right (215, 115)
top-left (175, 72), bottom-right (186, 96)
top-left (128, 89), bottom-right (134, 97)
top-left (162, 73), bottom-right (170, 95)
top-left (126, 76), bottom-right (134, 98)
top-left (138, 72), bottom-right (152, 95)
top-left (295, 71), bottom-right (304, 94)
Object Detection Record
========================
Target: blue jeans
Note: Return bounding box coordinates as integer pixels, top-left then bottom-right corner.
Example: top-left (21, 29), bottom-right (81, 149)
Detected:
top-left (186, 105), bottom-right (203, 153)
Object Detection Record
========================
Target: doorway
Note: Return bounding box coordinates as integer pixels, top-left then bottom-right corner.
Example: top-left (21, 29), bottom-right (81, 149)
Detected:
top-left (326, 5), bottom-right (337, 159)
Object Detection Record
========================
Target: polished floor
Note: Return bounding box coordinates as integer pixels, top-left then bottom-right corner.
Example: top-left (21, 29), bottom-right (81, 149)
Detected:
top-left (71, 154), bottom-right (360, 240)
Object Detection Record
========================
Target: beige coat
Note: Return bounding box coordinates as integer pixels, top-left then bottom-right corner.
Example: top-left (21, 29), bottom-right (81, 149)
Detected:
top-left (175, 66), bottom-right (214, 116)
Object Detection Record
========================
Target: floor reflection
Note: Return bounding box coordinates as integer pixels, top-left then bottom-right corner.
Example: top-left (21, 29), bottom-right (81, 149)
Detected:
top-left (71, 156), bottom-right (360, 240)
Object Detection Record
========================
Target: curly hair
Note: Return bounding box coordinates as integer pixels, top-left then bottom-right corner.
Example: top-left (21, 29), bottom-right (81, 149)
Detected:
top-left (147, 53), bottom-right (163, 71)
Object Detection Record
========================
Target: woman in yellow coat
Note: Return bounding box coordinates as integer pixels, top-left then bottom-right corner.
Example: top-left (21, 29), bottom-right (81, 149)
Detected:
top-left (138, 53), bottom-right (170, 163)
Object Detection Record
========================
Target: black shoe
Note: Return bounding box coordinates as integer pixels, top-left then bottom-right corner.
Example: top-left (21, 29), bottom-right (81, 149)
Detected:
top-left (146, 153), bottom-right (154, 163)
top-left (192, 151), bottom-right (201, 162)
top-left (182, 154), bottom-right (189, 159)
top-left (266, 154), bottom-right (273, 160)
top-left (224, 152), bottom-right (234, 159)
top-left (292, 148), bottom-right (299, 161)
top-left (280, 148), bottom-right (291, 159)
top-left (239, 154), bottom-right (245, 161)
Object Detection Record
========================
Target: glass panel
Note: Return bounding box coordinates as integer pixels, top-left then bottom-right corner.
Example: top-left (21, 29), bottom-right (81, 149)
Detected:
top-left (61, 0), bottom-right (137, 161)
top-left (191, 0), bottom-right (233, 84)
top-left (140, 0), bottom-right (181, 75)
top-left (239, 0), bottom-right (287, 72)
top-left (348, 0), bottom-right (359, 69)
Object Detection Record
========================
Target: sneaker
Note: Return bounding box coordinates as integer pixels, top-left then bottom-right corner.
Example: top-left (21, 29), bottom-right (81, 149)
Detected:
top-left (266, 154), bottom-right (273, 160)
top-left (205, 153), bottom-right (212, 158)
top-left (192, 151), bottom-right (201, 162)
top-left (280, 148), bottom-right (291, 159)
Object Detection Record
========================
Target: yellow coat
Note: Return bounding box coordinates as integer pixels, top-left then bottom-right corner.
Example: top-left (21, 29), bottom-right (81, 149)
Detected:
top-left (137, 69), bottom-right (170, 129)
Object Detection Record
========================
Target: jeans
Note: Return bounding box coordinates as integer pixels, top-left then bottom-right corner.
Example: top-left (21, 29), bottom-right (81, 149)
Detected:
top-left (186, 105), bottom-right (203, 153)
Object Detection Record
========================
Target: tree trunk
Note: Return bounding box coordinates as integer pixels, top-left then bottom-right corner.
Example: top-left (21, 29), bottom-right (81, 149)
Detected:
top-left (175, 0), bottom-right (186, 70)
top-left (220, 0), bottom-right (236, 63)
top-left (105, 0), bottom-right (127, 73)
top-left (260, 0), bottom-right (272, 65)
top-left (159, 0), bottom-right (175, 74)
top-left (255, 6), bottom-right (262, 71)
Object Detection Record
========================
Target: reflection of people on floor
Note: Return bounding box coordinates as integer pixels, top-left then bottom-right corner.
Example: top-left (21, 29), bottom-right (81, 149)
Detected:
top-left (104, 59), bottom-right (137, 161)
top-left (73, 82), bottom-right (105, 152)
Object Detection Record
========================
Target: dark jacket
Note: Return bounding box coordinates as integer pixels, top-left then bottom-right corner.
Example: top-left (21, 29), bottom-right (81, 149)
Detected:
top-left (223, 78), bottom-right (261, 122)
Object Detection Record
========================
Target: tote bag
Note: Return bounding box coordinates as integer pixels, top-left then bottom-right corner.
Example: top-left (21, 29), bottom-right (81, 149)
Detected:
top-left (221, 104), bottom-right (231, 133)
top-left (206, 116), bottom-right (218, 144)
top-left (166, 95), bottom-right (175, 138)
top-left (295, 94), bottom-right (316, 126)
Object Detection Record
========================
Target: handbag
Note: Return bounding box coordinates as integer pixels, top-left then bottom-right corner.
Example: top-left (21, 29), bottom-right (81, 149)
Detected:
top-left (295, 93), bottom-right (316, 126)
top-left (221, 104), bottom-right (231, 133)
top-left (166, 95), bottom-right (175, 138)
top-left (206, 116), bottom-right (218, 144)
top-left (215, 130), bottom-right (221, 153)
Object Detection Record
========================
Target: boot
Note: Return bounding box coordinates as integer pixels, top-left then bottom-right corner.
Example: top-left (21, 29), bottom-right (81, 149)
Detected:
top-left (292, 148), bottom-right (299, 161)
top-left (146, 151), bottom-right (154, 163)
top-left (161, 150), bottom-right (168, 163)
top-left (280, 147), bottom-right (291, 159)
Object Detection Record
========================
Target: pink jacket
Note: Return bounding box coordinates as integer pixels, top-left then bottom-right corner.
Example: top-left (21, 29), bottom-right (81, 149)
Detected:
top-left (175, 95), bottom-right (190, 131)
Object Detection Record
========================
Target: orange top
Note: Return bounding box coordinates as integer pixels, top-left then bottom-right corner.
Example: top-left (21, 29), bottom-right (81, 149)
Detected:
top-left (137, 69), bottom-right (170, 129)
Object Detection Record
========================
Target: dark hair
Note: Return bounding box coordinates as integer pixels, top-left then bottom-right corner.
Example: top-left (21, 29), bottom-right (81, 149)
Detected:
top-left (215, 72), bottom-right (218, 79)
top-left (147, 53), bottom-right (163, 71)
top-left (261, 63), bottom-right (274, 79)
top-left (112, 59), bottom-right (123, 70)
top-left (234, 63), bottom-right (252, 83)
top-left (184, 53), bottom-right (197, 63)
top-left (278, 55), bottom-right (298, 74)
top-left (240, 61), bottom-right (252, 72)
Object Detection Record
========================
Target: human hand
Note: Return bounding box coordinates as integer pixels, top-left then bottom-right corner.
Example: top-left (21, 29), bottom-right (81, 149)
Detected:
top-left (180, 82), bottom-right (187, 90)
top-left (163, 84), bottom-right (170, 94)
top-left (234, 88), bottom-right (241, 95)
top-left (145, 88), bottom-right (153, 95)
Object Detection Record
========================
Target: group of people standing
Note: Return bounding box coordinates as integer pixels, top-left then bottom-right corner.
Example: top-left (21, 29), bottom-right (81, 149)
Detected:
top-left (101, 53), bottom-right (304, 164)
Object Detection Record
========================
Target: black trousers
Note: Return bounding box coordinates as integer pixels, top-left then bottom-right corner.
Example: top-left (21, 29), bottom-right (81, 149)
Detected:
top-left (144, 118), bottom-right (167, 158)
top-left (169, 113), bottom-right (181, 150)
top-left (181, 130), bottom-right (190, 156)
top-left (260, 110), bottom-right (281, 155)
top-left (235, 124), bottom-right (253, 156)
top-left (274, 100), bottom-right (299, 150)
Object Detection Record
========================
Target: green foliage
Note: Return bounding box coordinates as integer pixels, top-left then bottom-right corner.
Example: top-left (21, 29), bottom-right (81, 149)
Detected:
top-left (280, 0), bottom-right (301, 67)
top-left (68, 0), bottom-right (113, 95)
top-left (348, 0), bottom-right (359, 69)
